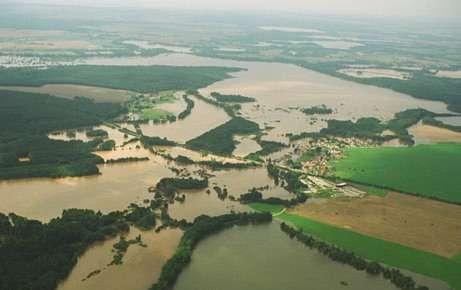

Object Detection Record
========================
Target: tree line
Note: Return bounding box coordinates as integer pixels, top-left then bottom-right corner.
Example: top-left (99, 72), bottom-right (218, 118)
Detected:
top-left (280, 223), bottom-right (429, 290)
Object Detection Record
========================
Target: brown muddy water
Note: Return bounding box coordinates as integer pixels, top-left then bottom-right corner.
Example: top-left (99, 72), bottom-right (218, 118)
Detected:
top-left (0, 155), bottom-right (172, 221)
top-left (232, 135), bottom-right (262, 157)
top-left (174, 223), bottom-right (448, 290)
top-left (49, 123), bottom-right (136, 147)
top-left (169, 167), bottom-right (292, 222)
top-left (139, 96), bottom-right (231, 143)
top-left (82, 53), bottom-right (449, 143)
top-left (57, 227), bottom-right (182, 290)
top-left (0, 150), bottom-right (288, 222)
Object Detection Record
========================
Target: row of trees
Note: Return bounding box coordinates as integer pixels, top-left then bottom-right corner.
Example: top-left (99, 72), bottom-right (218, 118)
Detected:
top-left (178, 95), bottom-right (195, 120)
top-left (150, 212), bottom-right (272, 290)
top-left (105, 157), bottom-right (150, 164)
top-left (210, 92), bottom-right (256, 103)
top-left (171, 154), bottom-right (259, 170)
top-left (267, 162), bottom-right (308, 203)
top-left (280, 223), bottom-right (429, 290)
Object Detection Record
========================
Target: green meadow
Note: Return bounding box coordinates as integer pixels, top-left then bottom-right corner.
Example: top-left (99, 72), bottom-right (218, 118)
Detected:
top-left (331, 143), bottom-right (461, 203)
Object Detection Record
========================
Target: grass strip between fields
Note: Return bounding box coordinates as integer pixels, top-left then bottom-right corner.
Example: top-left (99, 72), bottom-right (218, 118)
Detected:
top-left (249, 203), bottom-right (461, 290)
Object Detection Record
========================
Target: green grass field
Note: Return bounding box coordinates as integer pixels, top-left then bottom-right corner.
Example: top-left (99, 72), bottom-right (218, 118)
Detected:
top-left (140, 108), bottom-right (174, 121)
top-left (331, 143), bottom-right (461, 203)
top-left (249, 203), bottom-right (461, 290)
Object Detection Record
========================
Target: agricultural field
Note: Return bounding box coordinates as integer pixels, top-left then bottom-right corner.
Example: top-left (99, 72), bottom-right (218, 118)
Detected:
top-left (330, 143), bottom-right (461, 203)
top-left (290, 192), bottom-right (461, 257)
top-left (250, 203), bottom-right (461, 290)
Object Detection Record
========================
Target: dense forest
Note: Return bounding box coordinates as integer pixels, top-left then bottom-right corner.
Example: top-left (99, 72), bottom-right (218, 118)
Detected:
top-left (140, 136), bottom-right (177, 147)
top-left (186, 117), bottom-right (260, 155)
top-left (0, 65), bottom-right (241, 94)
top-left (0, 90), bottom-right (123, 179)
top-left (0, 209), bottom-right (129, 290)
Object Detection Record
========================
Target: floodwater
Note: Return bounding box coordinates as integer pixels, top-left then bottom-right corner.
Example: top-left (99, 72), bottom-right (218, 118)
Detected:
top-left (169, 167), bottom-right (292, 221)
top-left (122, 40), bottom-right (192, 53)
top-left (435, 116), bottom-right (461, 126)
top-left (0, 84), bottom-right (132, 103)
top-left (0, 155), bottom-right (173, 221)
top-left (49, 124), bottom-right (134, 147)
top-left (258, 26), bottom-right (324, 33)
top-left (82, 53), bottom-right (449, 142)
top-left (435, 70), bottom-right (461, 79)
top-left (0, 150), bottom-right (290, 222)
top-left (58, 227), bottom-right (182, 290)
top-left (232, 135), bottom-right (261, 157)
top-left (159, 146), bottom-right (246, 164)
top-left (139, 96), bottom-right (230, 143)
top-left (174, 223), bottom-right (401, 290)
top-left (313, 40), bottom-right (363, 50)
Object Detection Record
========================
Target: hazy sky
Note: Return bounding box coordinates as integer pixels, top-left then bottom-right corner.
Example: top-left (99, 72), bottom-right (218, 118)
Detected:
top-left (17, 0), bottom-right (461, 17)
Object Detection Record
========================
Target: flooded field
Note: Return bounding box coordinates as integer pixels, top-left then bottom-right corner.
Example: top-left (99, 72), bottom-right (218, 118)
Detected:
top-left (232, 135), bottom-right (261, 157)
top-left (435, 116), bottom-right (461, 126)
top-left (174, 223), bottom-right (406, 290)
top-left (313, 40), bottom-right (363, 49)
top-left (49, 124), bottom-right (134, 147)
top-left (80, 53), bottom-right (449, 142)
top-left (409, 123), bottom-right (461, 144)
top-left (123, 40), bottom-right (192, 53)
top-left (0, 156), bottom-right (172, 221)
top-left (169, 166), bottom-right (292, 221)
top-left (0, 40), bottom-right (99, 50)
top-left (258, 26), bottom-right (324, 33)
top-left (338, 68), bottom-right (411, 80)
top-left (58, 227), bottom-right (182, 290)
top-left (435, 70), bottom-right (461, 79)
top-left (0, 84), bottom-right (133, 103)
top-left (139, 96), bottom-right (230, 143)
top-left (0, 148), bottom-right (289, 222)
